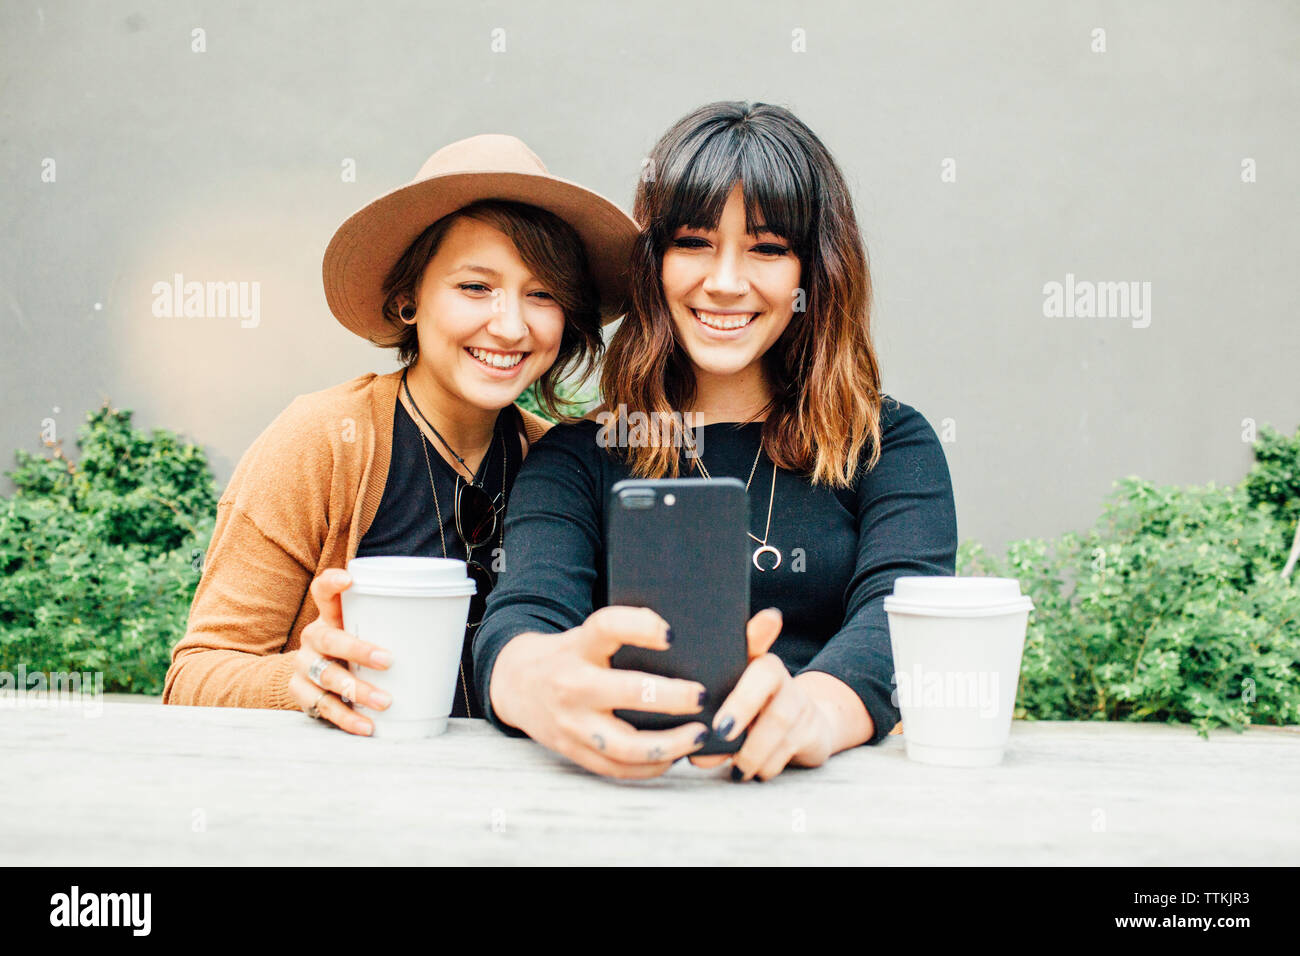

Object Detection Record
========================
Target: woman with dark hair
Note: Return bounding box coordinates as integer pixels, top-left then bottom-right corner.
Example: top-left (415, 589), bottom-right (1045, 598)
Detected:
top-left (474, 102), bottom-right (958, 780)
top-left (164, 135), bottom-right (638, 733)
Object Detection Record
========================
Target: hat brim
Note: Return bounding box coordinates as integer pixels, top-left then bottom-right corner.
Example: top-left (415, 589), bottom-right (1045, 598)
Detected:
top-left (323, 170), bottom-right (638, 341)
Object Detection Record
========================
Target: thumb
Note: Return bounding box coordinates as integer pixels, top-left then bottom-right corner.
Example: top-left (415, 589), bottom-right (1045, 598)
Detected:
top-left (309, 568), bottom-right (352, 629)
top-left (689, 754), bottom-right (732, 769)
top-left (745, 607), bottom-right (783, 660)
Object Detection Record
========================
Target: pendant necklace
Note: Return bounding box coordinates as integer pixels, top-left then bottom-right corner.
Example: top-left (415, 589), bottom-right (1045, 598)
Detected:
top-left (684, 428), bottom-right (781, 572)
top-left (406, 373), bottom-right (508, 719)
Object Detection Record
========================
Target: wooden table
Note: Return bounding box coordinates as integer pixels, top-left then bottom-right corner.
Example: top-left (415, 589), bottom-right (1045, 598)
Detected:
top-left (2, 701), bottom-right (1296, 865)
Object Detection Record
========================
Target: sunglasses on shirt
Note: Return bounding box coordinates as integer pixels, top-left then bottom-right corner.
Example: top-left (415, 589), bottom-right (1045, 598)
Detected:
top-left (455, 477), bottom-right (502, 627)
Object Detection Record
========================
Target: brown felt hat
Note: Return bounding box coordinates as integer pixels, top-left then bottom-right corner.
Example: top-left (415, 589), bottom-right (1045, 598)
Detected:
top-left (323, 134), bottom-right (638, 341)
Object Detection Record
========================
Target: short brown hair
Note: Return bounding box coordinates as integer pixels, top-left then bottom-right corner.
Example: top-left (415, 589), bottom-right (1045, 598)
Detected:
top-left (379, 200), bottom-right (603, 421)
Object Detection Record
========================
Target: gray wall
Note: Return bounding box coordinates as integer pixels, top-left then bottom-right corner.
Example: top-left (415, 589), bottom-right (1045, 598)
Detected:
top-left (3, 0), bottom-right (1297, 555)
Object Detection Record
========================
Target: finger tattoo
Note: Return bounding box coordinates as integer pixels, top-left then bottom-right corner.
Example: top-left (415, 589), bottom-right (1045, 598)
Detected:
top-left (592, 733), bottom-right (606, 751)
top-left (647, 746), bottom-right (664, 761)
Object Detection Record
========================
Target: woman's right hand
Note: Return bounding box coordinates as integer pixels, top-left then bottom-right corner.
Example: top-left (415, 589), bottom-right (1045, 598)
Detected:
top-left (489, 606), bottom-right (711, 779)
top-left (289, 568), bottom-right (395, 736)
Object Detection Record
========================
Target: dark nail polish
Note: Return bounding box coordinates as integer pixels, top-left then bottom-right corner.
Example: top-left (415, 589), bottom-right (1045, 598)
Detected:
top-left (665, 627), bottom-right (675, 646)
top-left (695, 729), bottom-right (708, 744)
top-left (698, 689), bottom-right (707, 706)
top-left (716, 715), bottom-right (734, 738)
top-left (730, 765), bottom-right (744, 782)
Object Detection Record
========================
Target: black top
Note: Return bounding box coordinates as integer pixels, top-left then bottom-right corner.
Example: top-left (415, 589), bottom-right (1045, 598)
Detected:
top-left (472, 396), bottom-right (959, 746)
top-left (356, 395), bottom-right (523, 718)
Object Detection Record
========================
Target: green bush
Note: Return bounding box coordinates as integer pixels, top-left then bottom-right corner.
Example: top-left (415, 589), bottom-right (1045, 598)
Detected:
top-left (0, 404), bottom-right (216, 694)
top-left (4, 397), bottom-right (1297, 733)
top-left (516, 377), bottom-right (600, 422)
top-left (959, 424), bottom-right (1300, 735)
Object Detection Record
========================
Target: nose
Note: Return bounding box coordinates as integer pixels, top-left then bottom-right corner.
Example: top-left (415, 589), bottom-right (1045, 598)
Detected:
top-left (485, 288), bottom-right (528, 344)
top-left (701, 248), bottom-right (751, 297)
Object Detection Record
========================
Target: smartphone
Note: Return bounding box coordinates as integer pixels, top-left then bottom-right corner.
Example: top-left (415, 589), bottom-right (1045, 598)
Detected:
top-left (605, 477), bottom-right (750, 755)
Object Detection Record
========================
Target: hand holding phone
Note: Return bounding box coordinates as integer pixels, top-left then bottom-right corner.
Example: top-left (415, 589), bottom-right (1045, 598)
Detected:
top-left (489, 605), bottom-right (712, 779)
top-left (686, 606), bottom-right (783, 768)
top-left (486, 599), bottom-right (787, 779)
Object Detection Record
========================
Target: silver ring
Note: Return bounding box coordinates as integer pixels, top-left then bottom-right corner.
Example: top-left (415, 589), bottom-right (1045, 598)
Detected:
top-left (307, 655), bottom-right (330, 686)
top-left (305, 690), bottom-right (328, 720)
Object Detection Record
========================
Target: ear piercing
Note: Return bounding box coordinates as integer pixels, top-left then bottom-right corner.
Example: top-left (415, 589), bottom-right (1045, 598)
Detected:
top-left (399, 304), bottom-right (417, 322)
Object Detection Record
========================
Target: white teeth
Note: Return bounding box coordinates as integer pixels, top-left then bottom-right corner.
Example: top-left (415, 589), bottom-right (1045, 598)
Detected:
top-left (467, 347), bottom-right (525, 369)
top-left (693, 309), bottom-right (756, 330)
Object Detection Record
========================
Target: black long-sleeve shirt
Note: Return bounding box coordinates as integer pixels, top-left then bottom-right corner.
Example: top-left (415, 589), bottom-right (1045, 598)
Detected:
top-left (472, 396), bottom-right (958, 745)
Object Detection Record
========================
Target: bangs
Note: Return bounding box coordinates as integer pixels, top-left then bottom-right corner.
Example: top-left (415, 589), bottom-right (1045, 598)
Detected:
top-left (654, 122), bottom-right (817, 254)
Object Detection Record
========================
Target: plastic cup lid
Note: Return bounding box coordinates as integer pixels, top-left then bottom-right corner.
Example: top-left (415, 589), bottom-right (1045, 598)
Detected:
top-left (344, 556), bottom-right (477, 597)
top-left (883, 576), bottom-right (1033, 616)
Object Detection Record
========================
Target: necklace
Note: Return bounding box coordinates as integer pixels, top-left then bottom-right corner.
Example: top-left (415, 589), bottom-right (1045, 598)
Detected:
top-left (410, 392), bottom-right (508, 720)
top-left (684, 428), bottom-right (781, 572)
top-left (402, 367), bottom-right (482, 484)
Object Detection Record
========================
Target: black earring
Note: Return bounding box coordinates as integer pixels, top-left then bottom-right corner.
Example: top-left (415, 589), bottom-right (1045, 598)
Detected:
top-left (399, 304), bottom-right (416, 322)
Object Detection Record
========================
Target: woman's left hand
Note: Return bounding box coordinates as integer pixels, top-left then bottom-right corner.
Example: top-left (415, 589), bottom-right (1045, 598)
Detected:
top-left (689, 608), bottom-right (836, 781)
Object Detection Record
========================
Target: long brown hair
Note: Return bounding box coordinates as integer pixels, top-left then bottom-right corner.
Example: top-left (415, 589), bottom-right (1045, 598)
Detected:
top-left (600, 101), bottom-right (883, 487)
top-left (380, 199), bottom-right (604, 422)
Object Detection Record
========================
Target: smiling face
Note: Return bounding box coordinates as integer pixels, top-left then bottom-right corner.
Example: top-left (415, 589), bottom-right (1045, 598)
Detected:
top-left (404, 215), bottom-right (567, 410)
top-left (661, 183), bottom-right (802, 381)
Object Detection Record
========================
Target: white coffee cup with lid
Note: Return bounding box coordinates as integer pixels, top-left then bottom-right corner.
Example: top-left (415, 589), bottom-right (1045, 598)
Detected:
top-left (341, 556), bottom-right (477, 739)
top-left (884, 576), bottom-right (1034, 767)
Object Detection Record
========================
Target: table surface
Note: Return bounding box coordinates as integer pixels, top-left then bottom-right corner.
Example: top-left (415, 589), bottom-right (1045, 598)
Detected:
top-left (2, 700), bottom-right (1297, 865)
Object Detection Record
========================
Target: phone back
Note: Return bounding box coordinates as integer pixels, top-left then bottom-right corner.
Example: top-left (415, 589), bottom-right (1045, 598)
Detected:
top-left (605, 477), bottom-right (750, 755)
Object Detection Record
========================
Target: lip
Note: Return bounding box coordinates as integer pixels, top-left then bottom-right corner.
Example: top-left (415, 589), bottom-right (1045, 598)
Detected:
top-left (688, 307), bottom-right (760, 339)
top-left (464, 346), bottom-right (529, 378)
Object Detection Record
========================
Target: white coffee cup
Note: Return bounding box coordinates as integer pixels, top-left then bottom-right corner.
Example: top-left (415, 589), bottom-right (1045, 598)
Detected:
top-left (883, 576), bottom-right (1034, 767)
top-left (341, 556), bottom-right (477, 739)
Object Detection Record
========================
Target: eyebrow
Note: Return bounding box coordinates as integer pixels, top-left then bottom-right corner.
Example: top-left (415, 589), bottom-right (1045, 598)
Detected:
top-left (678, 224), bottom-right (783, 237)
top-left (452, 264), bottom-right (503, 279)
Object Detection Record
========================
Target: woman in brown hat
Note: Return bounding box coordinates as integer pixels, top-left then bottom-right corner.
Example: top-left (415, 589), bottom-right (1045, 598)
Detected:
top-left (163, 135), bottom-right (638, 733)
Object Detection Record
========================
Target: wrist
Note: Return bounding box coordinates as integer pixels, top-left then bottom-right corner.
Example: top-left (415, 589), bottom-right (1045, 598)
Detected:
top-left (793, 671), bottom-right (873, 753)
top-left (272, 650), bottom-right (301, 711)
top-left (488, 631), bottom-right (537, 731)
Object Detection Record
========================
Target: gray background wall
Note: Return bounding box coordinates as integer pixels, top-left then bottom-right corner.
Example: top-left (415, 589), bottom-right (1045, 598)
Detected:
top-left (2, 0), bottom-right (1296, 555)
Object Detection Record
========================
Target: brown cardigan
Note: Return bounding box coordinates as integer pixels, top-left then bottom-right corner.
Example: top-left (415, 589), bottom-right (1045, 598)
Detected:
top-left (163, 368), bottom-right (552, 710)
